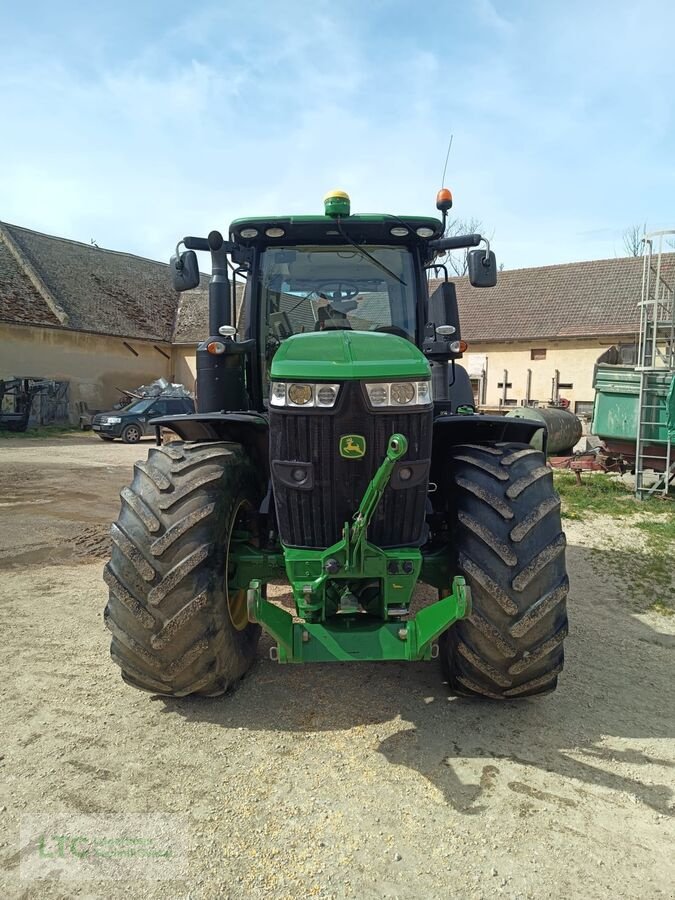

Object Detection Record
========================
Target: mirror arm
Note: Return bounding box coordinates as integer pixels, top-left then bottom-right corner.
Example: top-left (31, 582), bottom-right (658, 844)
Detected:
top-left (174, 240), bottom-right (186, 268)
top-left (479, 237), bottom-right (491, 264)
top-left (428, 233), bottom-right (482, 252)
top-left (424, 263), bottom-right (449, 283)
top-left (183, 236), bottom-right (212, 252)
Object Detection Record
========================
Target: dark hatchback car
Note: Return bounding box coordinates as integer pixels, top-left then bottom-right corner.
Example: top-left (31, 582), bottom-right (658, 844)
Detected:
top-left (91, 396), bottom-right (195, 443)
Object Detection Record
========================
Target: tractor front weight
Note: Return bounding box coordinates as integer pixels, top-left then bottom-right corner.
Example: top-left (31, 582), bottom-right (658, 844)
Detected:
top-left (244, 433), bottom-right (471, 663)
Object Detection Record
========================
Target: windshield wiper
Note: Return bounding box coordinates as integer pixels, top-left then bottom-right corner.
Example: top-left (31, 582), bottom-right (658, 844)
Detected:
top-left (335, 219), bottom-right (406, 286)
top-left (285, 287), bottom-right (320, 316)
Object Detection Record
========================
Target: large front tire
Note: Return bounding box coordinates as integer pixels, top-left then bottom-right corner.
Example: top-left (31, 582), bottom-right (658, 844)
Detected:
top-left (442, 442), bottom-right (569, 699)
top-left (104, 441), bottom-right (261, 697)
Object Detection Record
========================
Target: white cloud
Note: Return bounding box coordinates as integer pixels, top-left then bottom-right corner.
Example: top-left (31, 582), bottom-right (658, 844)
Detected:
top-left (0, 0), bottom-right (674, 270)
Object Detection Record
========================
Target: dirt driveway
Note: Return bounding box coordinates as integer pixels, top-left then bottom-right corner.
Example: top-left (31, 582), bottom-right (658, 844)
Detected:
top-left (0, 436), bottom-right (673, 899)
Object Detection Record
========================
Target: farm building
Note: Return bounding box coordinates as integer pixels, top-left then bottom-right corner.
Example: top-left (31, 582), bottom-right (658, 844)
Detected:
top-left (2, 219), bottom-right (669, 424)
top-left (431, 254), bottom-right (675, 416)
top-left (0, 221), bottom-right (207, 421)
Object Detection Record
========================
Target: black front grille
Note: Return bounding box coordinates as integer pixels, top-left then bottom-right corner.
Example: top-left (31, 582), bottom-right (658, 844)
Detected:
top-left (270, 382), bottom-right (432, 548)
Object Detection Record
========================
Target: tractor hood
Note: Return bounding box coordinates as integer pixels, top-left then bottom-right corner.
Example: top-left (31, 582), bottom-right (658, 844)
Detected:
top-left (270, 330), bottom-right (431, 381)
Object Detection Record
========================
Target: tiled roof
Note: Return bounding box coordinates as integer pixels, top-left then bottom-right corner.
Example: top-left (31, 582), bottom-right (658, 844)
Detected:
top-left (173, 282), bottom-right (245, 342)
top-left (172, 284), bottom-right (211, 342)
top-left (0, 238), bottom-right (61, 327)
top-left (0, 222), bottom-right (180, 341)
top-left (2, 219), bottom-right (669, 347)
top-left (431, 253), bottom-right (674, 343)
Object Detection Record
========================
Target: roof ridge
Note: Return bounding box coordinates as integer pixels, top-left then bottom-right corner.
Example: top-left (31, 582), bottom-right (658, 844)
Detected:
top-left (428, 252), bottom-right (675, 282)
top-left (0, 223), bottom-right (69, 325)
top-left (0, 220), bottom-right (171, 269)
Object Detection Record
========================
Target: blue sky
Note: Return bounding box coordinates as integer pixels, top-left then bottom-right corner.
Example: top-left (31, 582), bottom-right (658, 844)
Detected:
top-left (1, 0), bottom-right (673, 270)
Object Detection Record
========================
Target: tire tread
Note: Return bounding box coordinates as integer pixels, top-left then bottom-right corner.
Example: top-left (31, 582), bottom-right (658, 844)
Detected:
top-left (443, 442), bottom-right (568, 699)
top-left (104, 441), bottom-right (261, 697)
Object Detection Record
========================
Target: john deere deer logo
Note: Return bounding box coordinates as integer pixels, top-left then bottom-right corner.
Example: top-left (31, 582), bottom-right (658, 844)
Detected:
top-left (339, 434), bottom-right (366, 459)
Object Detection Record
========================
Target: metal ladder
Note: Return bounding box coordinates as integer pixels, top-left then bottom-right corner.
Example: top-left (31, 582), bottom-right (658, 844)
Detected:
top-left (635, 231), bottom-right (675, 499)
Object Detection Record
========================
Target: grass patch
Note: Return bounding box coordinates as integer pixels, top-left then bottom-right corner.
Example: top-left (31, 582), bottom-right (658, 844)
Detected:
top-left (0, 425), bottom-right (81, 440)
top-left (589, 544), bottom-right (675, 614)
top-left (648, 599), bottom-right (675, 617)
top-left (556, 472), bottom-right (675, 613)
top-left (553, 472), bottom-right (639, 519)
top-left (634, 519), bottom-right (675, 541)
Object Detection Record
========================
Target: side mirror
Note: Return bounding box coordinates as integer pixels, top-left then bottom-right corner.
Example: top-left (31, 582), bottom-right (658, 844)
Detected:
top-left (468, 248), bottom-right (497, 288)
top-left (171, 250), bottom-right (200, 292)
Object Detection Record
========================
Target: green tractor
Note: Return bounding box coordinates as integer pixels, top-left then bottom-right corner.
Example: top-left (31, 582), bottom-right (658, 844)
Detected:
top-left (104, 189), bottom-right (568, 699)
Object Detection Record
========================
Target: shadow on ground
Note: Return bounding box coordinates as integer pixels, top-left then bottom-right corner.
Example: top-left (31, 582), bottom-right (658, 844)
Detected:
top-left (161, 544), bottom-right (675, 816)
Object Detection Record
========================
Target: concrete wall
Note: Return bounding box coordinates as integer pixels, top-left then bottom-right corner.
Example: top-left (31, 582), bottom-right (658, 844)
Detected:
top-left (0, 323), bottom-right (625, 421)
top-left (0, 322), bottom-right (172, 418)
top-left (467, 337), bottom-right (623, 411)
top-left (172, 346), bottom-right (197, 392)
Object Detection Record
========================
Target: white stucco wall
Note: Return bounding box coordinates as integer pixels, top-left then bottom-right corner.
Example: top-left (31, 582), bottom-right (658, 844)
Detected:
top-left (0, 322), bottom-right (172, 417)
top-left (466, 337), bottom-right (626, 410)
top-left (172, 346), bottom-right (197, 391)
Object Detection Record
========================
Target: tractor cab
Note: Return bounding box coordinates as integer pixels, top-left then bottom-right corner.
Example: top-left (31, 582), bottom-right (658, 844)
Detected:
top-left (170, 190), bottom-right (497, 414)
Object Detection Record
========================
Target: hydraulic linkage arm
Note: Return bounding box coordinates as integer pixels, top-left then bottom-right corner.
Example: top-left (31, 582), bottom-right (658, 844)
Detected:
top-left (344, 433), bottom-right (407, 571)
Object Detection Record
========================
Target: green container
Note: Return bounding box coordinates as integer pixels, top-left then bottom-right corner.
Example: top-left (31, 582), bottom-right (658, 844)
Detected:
top-left (592, 365), bottom-right (674, 444)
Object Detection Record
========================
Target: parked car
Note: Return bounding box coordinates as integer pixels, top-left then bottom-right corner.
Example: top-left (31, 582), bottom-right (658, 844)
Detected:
top-left (91, 396), bottom-right (194, 443)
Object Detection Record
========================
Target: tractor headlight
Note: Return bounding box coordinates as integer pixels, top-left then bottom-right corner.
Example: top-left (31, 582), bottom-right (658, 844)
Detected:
top-left (390, 382), bottom-right (415, 405)
top-left (316, 385), bottom-right (338, 406)
top-left (365, 381), bottom-right (432, 408)
top-left (288, 383), bottom-right (313, 406)
top-left (270, 382), bottom-right (340, 408)
top-left (416, 381), bottom-right (432, 404)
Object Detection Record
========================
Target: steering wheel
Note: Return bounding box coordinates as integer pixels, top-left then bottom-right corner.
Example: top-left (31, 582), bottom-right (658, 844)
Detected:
top-left (316, 281), bottom-right (360, 301)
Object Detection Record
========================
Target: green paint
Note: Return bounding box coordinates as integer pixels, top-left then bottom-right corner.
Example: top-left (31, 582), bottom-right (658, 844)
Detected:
top-left (339, 434), bottom-right (366, 458)
top-left (593, 364), bottom-right (674, 445)
top-left (230, 429), bottom-right (470, 665)
top-left (228, 547), bottom-right (285, 592)
top-left (270, 330), bottom-right (430, 381)
top-left (324, 192), bottom-right (351, 217)
top-left (247, 576), bottom-right (469, 663)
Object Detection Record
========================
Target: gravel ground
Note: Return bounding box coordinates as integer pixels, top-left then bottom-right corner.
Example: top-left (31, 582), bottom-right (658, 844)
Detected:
top-left (0, 436), bottom-right (674, 899)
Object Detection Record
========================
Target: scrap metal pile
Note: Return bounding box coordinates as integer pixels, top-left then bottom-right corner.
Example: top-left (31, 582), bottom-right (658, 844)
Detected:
top-left (0, 377), bottom-right (58, 432)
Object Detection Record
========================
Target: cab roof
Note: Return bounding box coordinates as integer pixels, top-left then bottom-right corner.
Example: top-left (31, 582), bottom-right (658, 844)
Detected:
top-left (229, 214), bottom-right (444, 250)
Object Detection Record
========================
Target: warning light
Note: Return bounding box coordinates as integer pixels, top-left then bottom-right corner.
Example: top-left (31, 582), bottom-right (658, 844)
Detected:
top-left (324, 189), bottom-right (351, 218)
top-left (436, 188), bottom-right (453, 212)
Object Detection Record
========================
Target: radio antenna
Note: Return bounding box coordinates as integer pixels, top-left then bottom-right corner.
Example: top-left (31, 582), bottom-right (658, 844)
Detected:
top-left (440, 134), bottom-right (453, 187)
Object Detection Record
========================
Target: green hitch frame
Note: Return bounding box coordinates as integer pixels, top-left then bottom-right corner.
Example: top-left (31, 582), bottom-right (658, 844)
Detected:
top-left (240, 432), bottom-right (472, 664)
top-left (247, 575), bottom-right (470, 663)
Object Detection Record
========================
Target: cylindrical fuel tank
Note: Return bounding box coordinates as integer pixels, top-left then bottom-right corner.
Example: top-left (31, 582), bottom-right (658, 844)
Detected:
top-left (506, 406), bottom-right (583, 455)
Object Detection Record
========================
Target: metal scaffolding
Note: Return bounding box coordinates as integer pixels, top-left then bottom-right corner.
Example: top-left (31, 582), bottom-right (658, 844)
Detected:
top-left (635, 230), bottom-right (675, 498)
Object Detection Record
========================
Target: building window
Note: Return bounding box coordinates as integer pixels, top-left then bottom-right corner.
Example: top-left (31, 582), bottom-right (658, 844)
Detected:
top-left (575, 401), bottom-right (594, 417)
top-left (530, 348), bottom-right (546, 360)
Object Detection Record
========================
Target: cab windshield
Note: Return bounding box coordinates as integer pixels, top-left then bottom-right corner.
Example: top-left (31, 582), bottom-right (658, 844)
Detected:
top-left (258, 246), bottom-right (417, 352)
